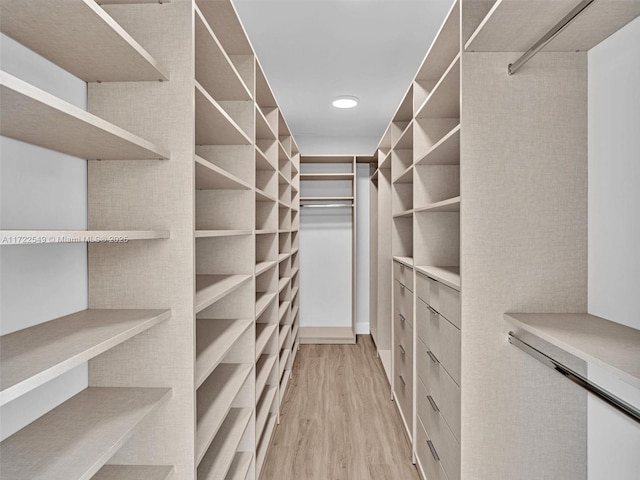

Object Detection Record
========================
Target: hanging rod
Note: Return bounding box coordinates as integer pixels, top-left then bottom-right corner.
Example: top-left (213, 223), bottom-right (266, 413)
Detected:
top-left (300, 204), bottom-right (353, 208)
top-left (508, 332), bottom-right (640, 424)
top-left (507, 0), bottom-right (595, 75)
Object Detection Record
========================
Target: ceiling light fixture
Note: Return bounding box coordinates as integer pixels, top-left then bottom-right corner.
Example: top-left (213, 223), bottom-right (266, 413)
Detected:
top-left (332, 96), bottom-right (358, 109)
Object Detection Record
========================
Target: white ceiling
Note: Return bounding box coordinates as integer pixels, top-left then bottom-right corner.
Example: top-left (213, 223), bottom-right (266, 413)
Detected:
top-left (233, 0), bottom-right (455, 156)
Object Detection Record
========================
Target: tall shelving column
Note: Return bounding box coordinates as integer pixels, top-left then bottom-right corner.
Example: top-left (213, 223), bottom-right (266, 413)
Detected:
top-left (289, 142), bottom-right (302, 371)
top-left (253, 61), bottom-right (280, 479)
top-left (299, 155), bottom-right (357, 344)
top-left (193, 1), bottom-right (257, 479)
top-left (370, 128), bottom-right (394, 384)
top-left (1, 1), bottom-right (179, 478)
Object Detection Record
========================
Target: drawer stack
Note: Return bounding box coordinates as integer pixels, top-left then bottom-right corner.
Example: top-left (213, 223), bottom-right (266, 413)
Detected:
top-left (393, 260), bottom-right (414, 437)
top-left (415, 272), bottom-right (461, 480)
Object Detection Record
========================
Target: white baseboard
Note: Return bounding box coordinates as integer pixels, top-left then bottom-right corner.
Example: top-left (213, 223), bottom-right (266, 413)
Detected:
top-left (355, 322), bottom-right (370, 335)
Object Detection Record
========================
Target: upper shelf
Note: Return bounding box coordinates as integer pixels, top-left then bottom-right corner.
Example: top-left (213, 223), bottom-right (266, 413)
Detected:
top-left (92, 465), bottom-right (174, 480)
top-left (416, 124), bottom-right (460, 166)
top-left (0, 230), bottom-right (169, 245)
top-left (416, 0), bottom-right (460, 82)
top-left (0, 0), bottom-right (168, 82)
top-left (194, 6), bottom-right (252, 101)
top-left (465, 0), bottom-right (640, 53)
top-left (504, 313), bottom-right (640, 389)
top-left (0, 72), bottom-right (169, 160)
top-left (393, 256), bottom-right (414, 268)
top-left (195, 155), bottom-right (251, 190)
top-left (195, 82), bottom-right (252, 146)
top-left (0, 309), bottom-right (170, 406)
top-left (195, 274), bottom-right (252, 313)
top-left (414, 196), bottom-right (461, 213)
top-left (415, 266), bottom-right (461, 291)
top-left (415, 55), bottom-right (460, 119)
top-left (0, 387), bottom-right (171, 480)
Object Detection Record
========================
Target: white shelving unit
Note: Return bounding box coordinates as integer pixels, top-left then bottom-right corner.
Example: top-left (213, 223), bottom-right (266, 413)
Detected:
top-left (0, 1), bottom-right (301, 478)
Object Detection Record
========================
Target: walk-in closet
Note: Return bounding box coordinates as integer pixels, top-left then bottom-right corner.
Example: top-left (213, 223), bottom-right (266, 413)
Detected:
top-left (1, 1), bottom-right (638, 479)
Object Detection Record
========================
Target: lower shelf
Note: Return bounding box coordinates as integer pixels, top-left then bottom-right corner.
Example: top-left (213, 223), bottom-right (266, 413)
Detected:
top-left (92, 465), bottom-right (174, 480)
top-left (256, 413), bottom-right (278, 478)
top-left (0, 387), bottom-right (171, 480)
top-left (198, 408), bottom-right (253, 480)
top-left (225, 452), bottom-right (253, 480)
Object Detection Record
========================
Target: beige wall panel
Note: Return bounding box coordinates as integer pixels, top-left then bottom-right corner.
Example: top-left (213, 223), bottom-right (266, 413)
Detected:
top-left (87, 2), bottom-right (196, 476)
top-left (460, 51), bottom-right (588, 479)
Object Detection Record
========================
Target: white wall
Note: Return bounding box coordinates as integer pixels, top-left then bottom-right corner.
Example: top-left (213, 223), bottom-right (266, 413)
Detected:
top-left (0, 33), bottom-right (88, 440)
top-left (587, 16), bottom-right (640, 480)
top-left (355, 164), bottom-right (370, 334)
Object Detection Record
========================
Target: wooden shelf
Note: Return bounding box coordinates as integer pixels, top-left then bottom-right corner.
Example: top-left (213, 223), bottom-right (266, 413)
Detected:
top-left (0, 309), bottom-right (170, 406)
top-left (195, 82), bottom-right (252, 146)
top-left (300, 196), bottom-right (353, 202)
top-left (255, 188), bottom-right (277, 203)
top-left (198, 408), bottom-right (253, 480)
top-left (278, 253), bottom-right (290, 263)
top-left (300, 173), bottom-right (354, 181)
top-left (279, 301), bottom-right (291, 323)
top-left (504, 313), bottom-right (640, 389)
top-left (416, 0), bottom-right (460, 82)
top-left (256, 414), bottom-right (277, 477)
top-left (0, 0), bottom-right (168, 82)
top-left (256, 354), bottom-right (278, 400)
top-left (195, 274), bottom-right (252, 313)
top-left (0, 387), bottom-right (170, 480)
top-left (279, 349), bottom-right (291, 379)
top-left (256, 107), bottom-right (278, 141)
top-left (225, 452), bottom-right (253, 480)
top-left (415, 55), bottom-right (460, 119)
top-left (195, 319), bottom-right (253, 388)
top-left (92, 465), bottom-right (174, 480)
top-left (280, 367), bottom-right (290, 402)
top-left (279, 325), bottom-right (291, 349)
top-left (195, 230), bottom-right (252, 239)
top-left (414, 196), bottom-right (460, 213)
top-left (291, 287), bottom-right (299, 302)
top-left (256, 229), bottom-right (278, 235)
top-left (393, 165), bottom-right (413, 184)
top-left (300, 155), bottom-right (354, 164)
top-left (196, 363), bottom-right (252, 465)
top-left (379, 151), bottom-right (391, 170)
top-left (415, 266), bottom-right (461, 291)
top-left (256, 323), bottom-right (278, 359)
top-left (393, 121), bottom-right (413, 150)
top-left (278, 277), bottom-right (290, 293)
top-left (416, 124), bottom-right (460, 166)
top-left (195, 155), bottom-right (252, 190)
top-left (256, 292), bottom-right (277, 319)
top-left (256, 385), bottom-right (277, 440)
top-left (392, 209), bottom-right (414, 218)
top-left (256, 260), bottom-right (277, 276)
top-left (194, 6), bottom-right (252, 101)
top-left (465, 0), bottom-right (640, 53)
top-left (393, 256), bottom-right (414, 268)
top-left (278, 170), bottom-right (289, 185)
top-left (291, 305), bottom-right (299, 322)
top-left (0, 230), bottom-right (169, 245)
top-left (256, 147), bottom-right (277, 171)
top-left (0, 72), bottom-right (169, 160)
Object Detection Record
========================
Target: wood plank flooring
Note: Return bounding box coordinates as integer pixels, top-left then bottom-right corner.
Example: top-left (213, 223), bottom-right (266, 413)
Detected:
top-left (262, 335), bottom-right (419, 480)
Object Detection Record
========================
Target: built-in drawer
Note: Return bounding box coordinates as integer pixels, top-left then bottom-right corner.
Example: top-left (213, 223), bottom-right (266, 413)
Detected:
top-left (416, 272), bottom-right (431, 306)
top-left (417, 377), bottom-right (460, 480)
top-left (416, 416), bottom-right (447, 480)
top-left (416, 274), bottom-right (461, 330)
top-left (393, 260), bottom-right (413, 291)
top-left (416, 298), bottom-right (461, 385)
top-left (393, 314), bottom-right (413, 431)
top-left (417, 337), bottom-right (461, 442)
top-left (394, 279), bottom-right (414, 327)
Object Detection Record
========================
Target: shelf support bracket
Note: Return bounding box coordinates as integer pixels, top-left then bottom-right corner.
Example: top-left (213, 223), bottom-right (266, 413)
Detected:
top-left (508, 332), bottom-right (640, 424)
top-left (507, 0), bottom-right (595, 75)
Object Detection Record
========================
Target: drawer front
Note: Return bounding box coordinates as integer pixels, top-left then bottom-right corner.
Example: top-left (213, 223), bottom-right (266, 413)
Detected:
top-left (416, 416), bottom-right (446, 480)
top-left (393, 260), bottom-right (413, 291)
top-left (417, 378), bottom-right (461, 480)
top-left (438, 282), bottom-right (461, 329)
top-left (416, 272), bottom-right (431, 306)
top-left (416, 298), bottom-right (461, 385)
top-left (393, 315), bottom-right (413, 429)
top-left (395, 309), bottom-right (414, 362)
top-left (417, 337), bottom-right (461, 441)
top-left (393, 280), bottom-right (414, 327)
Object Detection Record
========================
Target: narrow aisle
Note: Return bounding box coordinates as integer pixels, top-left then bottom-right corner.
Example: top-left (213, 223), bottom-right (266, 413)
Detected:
top-left (262, 335), bottom-right (419, 480)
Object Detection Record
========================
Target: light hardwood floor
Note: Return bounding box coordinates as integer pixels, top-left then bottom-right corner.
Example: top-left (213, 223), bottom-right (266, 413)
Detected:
top-left (262, 335), bottom-right (419, 480)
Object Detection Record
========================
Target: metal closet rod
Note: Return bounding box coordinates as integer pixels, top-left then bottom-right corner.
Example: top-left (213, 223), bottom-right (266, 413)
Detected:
top-left (508, 332), bottom-right (640, 424)
top-left (300, 204), bottom-right (353, 208)
top-left (507, 0), bottom-right (595, 75)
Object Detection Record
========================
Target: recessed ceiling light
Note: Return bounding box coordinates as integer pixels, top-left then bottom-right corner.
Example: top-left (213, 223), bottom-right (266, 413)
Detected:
top-left (332, 96), bottom-right (358, 109)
